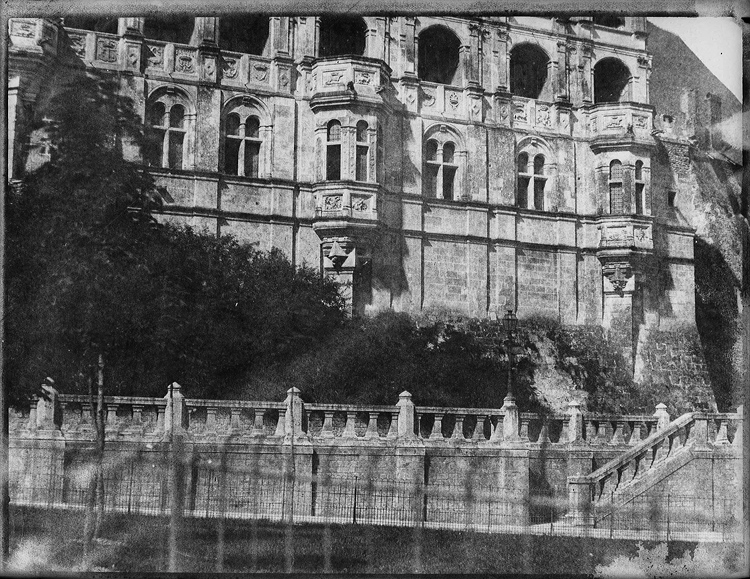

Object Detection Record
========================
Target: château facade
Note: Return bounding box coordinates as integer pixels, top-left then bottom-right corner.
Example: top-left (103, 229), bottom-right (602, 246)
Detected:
top-left (8, 15), bottom-right (712, 378)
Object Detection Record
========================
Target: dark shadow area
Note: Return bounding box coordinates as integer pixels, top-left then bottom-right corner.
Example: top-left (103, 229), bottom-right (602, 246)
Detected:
top-left (418, 25), bottom-right (460, 85)
top-left (594, 57), bottom-right (631, 103)
top-left (319, 16), bottom-right (366, 57)
top-left (510, 43), bottom-right (549, 99)
top-left (64, 16), bottom-right (119, 34)
top-left (144, 16), bottom-right (195, 44)
top-left (219, 16), bottom-right (269, 55)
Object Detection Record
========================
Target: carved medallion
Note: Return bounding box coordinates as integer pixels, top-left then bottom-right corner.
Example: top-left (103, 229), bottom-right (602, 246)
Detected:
top-left (324, 71), bottom-right (344, 86)
top-left (605, 115), bottom-right (625, 130)
top-left (352, 198), bottom-right (368, 212)
top-left (422, 87), bottom-right (436, 107)
top-left (513, 102), bottom-right (528, 122)
top-left (127, 45), bottom-right (139, 67)
top-left (147, 45), bottom-right (164, 68)
top-left (253, 63), bottom-right (269, 82)
top-left (175, 50), bottom-right (195, 73)
top-left (204, 58), bottom-right (215, 77)
top-left (536, 105), bottom-right (551, 127)
top-left (355, 71), bottom-right (371, 85)
top-left (221, 57), bottom-right (238, 79)
top-left (96, 38), bottom-right (118, 63)
top-left (324, 196), bottom-right (343, 210)
top-left (633, 115), bottom-right (648, 129)
top-left (11, 21), bottom-right (35, 38)
top-left (448, 92), bottom-right (460, 110)
top-left (69, 33), bottom-right (86, 58)
top-left (279, 70), bottom-right (289, 87)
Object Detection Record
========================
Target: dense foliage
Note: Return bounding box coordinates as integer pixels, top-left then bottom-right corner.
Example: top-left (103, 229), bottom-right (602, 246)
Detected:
top-left (5, 67), bottom-right (345, 402)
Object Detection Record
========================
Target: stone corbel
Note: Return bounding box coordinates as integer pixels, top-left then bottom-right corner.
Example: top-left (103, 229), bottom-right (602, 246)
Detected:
top-left (603, 262), bottom-right (632, 293)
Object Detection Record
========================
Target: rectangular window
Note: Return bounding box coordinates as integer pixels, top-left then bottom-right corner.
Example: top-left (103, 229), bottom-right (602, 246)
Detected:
top-left (610, 183), bottom-right (623, 214)
top-left (144, 129), bottom-right (165, 167)
top-left (635, 183), bottom-right (644, 214)
top-left (424, 164), bottom-right (438, 198)
top-left (517, 176), bottom-right (530, 208)
top-left (356, 145), bottom-right (368, 181)
top-left (245, 142), bottom-right (260, 177)
top-left (224, 139), bottom-right (240, 175)
top-left (443, 166), bottom-right (456, 200)
top-left (533, 179), bottom-right (545, 210)
top-left (327, 144), bottom-right (341, 180)
top-left (167, 132), bottom-right (184, 170)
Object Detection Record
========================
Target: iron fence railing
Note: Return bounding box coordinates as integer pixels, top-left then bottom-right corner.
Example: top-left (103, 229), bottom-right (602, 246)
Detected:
top-left (9, 464), bottom-right (741, 542)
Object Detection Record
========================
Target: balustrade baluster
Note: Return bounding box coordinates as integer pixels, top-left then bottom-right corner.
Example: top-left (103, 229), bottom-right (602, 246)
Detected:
top-left (132, 405), bottom-right (143, 426)
top-left (155, 405), bottom-right (164, 432)
top-left (321, 410), bottom-right (335, 438)
top-left (538, 420), bottom-right (550, 444)
top-left (629, 421), bottom-right (642, 445)
top-left (519, 416), bottom-right (530, 442)
top-left (585, 419), bottom-right (597, 443)
top-left (388, 411), bottom-right (399, 438)
top-left (365, 411), bottom-right (380, 439)
top-left (490, 415), bottom-right (503, 442)
top-left (452, 414), bottom-right (465, 440)
top-left (415, 412), bottom-right (423, 438)
top-left (343, 411), bottom-right (357, 438)
top-left (636, 449), bottom-right (652, 478)
top-left (230, 407), bottom-right (241, 431)
top-left (253, 408), bottom-right (265, 435)
top-left (472, 415), bottom-right (487, 442)
top-left (206, 407), bottom-right (217, 432)
top-left (274, 409), bottom-right (286, 437)
top-left (715, 418), bottom-right (729, 445)
top-left (670, 427), bottom-right (683, 453)
top-left (106, 404), bottom-right (118, 428)
top-left (687, 416), bottom-right (709, 448)
top-left (431, 413), bottom-right (444, 440)
top-left (596, 421), bottom-right (612, 444)
top-left (610, 421), bottom-right (626, 445)
top-left (619, 459), bottom-right (635, 486)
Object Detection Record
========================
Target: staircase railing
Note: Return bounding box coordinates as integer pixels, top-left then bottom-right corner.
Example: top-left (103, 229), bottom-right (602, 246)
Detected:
top-left (566, 407), bottom-right (742, 526)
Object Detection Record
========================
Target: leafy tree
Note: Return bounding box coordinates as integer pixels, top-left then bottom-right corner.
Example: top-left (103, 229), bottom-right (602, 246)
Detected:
top-left (5, 65), bottom-right (345, 402)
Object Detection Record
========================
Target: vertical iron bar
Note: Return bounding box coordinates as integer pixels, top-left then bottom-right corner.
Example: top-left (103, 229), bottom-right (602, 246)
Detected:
top-left (609, 491), bottom-right (614, 539)
top-left (353, 477), bottom-right (358, 525)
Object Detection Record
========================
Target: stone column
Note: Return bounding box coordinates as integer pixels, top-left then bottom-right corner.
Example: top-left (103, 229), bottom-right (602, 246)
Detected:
top-left (496, 28), bottom-right (509, 92)
top-left (164, 382), bottom-right (187, 436)
top-left (502, 399), bottom-right (519, 442)
top-left (555, 39), bottom-right (569, 101)
top-left (397, 391), bottom-right (415, 439)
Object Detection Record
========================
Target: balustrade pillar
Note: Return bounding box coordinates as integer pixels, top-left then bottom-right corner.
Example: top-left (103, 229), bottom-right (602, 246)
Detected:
top-left (472, 415), bottom-right (487, 442)
top-left (388, 411), bottom-right (399, 438)
top-left (566, 401), bottom-right (584, 444)
top-left (365, 412), bottom-right (379, 439)
top-left (284, 387), bottom-right (304, 439)
top-left (502, 400), bottom-right (519, 442)
top-left (206, 406), bottom-right (217, 432)
top-left (431, 413), bottom-right (444, 440)
top-left (343, 411), bottom-right (357, 438)
top-left (253, 409), bottom-right (265, 434)
top-left (715, 418), bottom-right (729, 445)
top-left (396, 391), bottom-right (415, 439)
top-left (452, 414), bottom-right (465, 440)
top-left (321, 410), bottom-right (335, 438)
top-left (519, 416), bottom-right (530, 442)
top-left (654, 403), bottom-right (670, 431)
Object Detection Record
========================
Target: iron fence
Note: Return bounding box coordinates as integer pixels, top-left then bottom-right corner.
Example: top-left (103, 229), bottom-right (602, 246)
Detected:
top-left (9, 464), bottom-right (741, 542)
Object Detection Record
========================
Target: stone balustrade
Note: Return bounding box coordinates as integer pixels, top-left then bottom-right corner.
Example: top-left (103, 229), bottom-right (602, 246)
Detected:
top-left (309, 55), bottom-right (391, 101)
top-left (597, 216), bottom-right (654, 252)
top-left (567, 406), bottom-right (743, 526)
top-left (304, 403), bottom-right (399, 439)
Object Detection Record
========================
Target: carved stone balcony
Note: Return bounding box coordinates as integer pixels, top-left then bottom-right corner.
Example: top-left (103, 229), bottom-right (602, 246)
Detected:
top-left (308, 56), bottom-right (392, 111)
top-left (312, 181), bottom-right (380, 235)
top-left (596, 215), bottom-right (654, 258)
top-left (587, 102), bottom-right (656, 152)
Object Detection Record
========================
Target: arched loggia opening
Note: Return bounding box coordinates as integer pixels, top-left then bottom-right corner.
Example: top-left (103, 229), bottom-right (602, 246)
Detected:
top-left (219, 16), bottom-right (269, 55)
top-left (64, 16), bottom-right (119, 34)
top-left (144, 16), bottom-right (195, 45)
top-left (593, 15), bottom-right (625, 28)
top-left (594, 58), bottom-right (631, 103)
top-left (509, 43), bottom-right (550, 99)
top-left (418, 25), bottom-right (461, 85)
top-left (319, 16), bottom-right (367, 57)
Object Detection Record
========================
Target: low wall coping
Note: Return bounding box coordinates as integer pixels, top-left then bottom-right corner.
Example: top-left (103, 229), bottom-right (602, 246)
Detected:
top-left (305, 403), bottom-right (399, 413)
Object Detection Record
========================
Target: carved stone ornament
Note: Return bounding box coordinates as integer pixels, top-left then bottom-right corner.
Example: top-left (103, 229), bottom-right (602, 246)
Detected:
top-left (605, 115), bottom-right (625, 130)
top-left (279, 70), bottom-right (289, 87)
top-left (448, 92), bottom-right (460, 110)
top-left (253, 63), bottom-right (269, 82)
top-left (175, 49), bottom-right (195, 73)
top-left (147, 45), bottom-right (164, 68)
top-left (499, 104), bottom-right (509, 120)
top-left (204, 58), bottom-right (215, 77)
top-left (11, 20), bottom-right (35, 38)
top-left (307, 73), bottom-right (317, 91)
top-left (324, 71), bottom-right (344, 86)
top-left (355, 71), bottom-right (371, 85)
top-left (127, 46), bottom-right (139, 66)
top-left (422, 87), bottom-right (436, 107)
top-left (471, 101), bottom-right (481, 116)
top-left (560, 112), bottom-right (570, 130)
top-left (352, 198), bottom-right (368, 212)
top-left (513, 102), bottom-right (528, 122)
top-left (324, 195), bottom-right (343, 210)
top-left (97, 38), bottom-right (118, 63)
top-left (605, 264), bottom-right (632, 292)
top-left (633, 115), bottom-right (648, 129)
top-left (406, 91), bottom-right (416, 104)
top-left (69, 33), bottom-right (86, 57)
top-left (536, 105), bottom-right (551, 127)
top-left (222, 57), bottom-right (238, 79)
top-left (588, 117), bottom-right (597, 133)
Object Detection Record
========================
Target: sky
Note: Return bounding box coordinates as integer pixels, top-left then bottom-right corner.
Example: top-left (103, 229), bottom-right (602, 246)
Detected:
top-left (648, 17), bottom-right (743, 102)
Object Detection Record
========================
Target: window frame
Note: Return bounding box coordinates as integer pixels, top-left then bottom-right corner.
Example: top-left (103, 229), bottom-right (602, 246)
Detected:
top-left (145, 92), bottom-right (192, 171)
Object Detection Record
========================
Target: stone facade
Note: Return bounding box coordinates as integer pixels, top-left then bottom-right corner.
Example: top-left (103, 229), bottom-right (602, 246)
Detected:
top-left (7, 15), bottom-right (720, 378)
